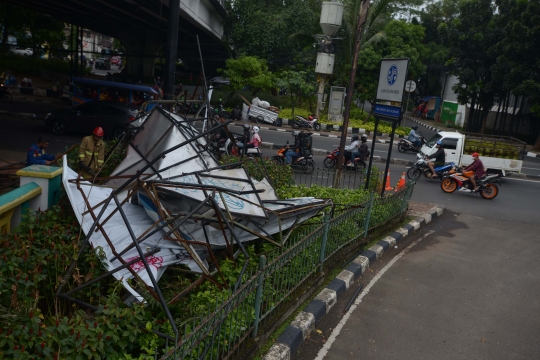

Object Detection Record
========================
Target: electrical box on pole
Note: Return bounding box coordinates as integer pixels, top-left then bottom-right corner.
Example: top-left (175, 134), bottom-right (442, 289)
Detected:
top-left (315, 1), bottom-right (343, 118)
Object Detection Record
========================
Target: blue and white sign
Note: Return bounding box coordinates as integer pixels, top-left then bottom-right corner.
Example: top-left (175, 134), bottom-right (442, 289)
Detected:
top-left (376, 58), bottom-right (409, 103)
top-left (374, 104), bottom-right (401, 119)
top-left (387, 65), bottom-right (398, 86)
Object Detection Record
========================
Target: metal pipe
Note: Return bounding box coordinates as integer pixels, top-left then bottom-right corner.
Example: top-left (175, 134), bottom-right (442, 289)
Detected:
top-left (344, 284), bottom-right (363, 312)
top-left (364, 118), bottom-right (379, 190)
top-left (381, 120), bottom-right (397, 197)
top-left (112, 194), bottom-right (178, 335)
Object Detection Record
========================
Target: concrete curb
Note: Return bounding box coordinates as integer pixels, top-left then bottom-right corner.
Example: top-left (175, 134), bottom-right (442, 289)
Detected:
top-left (0, 110), bottom-right (37, 119)
top-left (506, 172), bottom-right (540, 180)
top-left (233, 120), bottom-right (404, 140)
top-left (263, 205), bottom-right (446, 360)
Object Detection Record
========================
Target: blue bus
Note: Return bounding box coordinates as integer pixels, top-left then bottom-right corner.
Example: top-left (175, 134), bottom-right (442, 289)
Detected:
top-left (62, 77), bottom-right (161, 111)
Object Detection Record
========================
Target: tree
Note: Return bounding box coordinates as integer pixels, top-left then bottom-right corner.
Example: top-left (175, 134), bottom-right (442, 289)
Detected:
top-left (438, 0), bottom-right (503, 133)
top-left (218, 56), bottom-right (275, 103)
top-left (275, 68), bottom-right (316, 116)
top-left (493, 0), bottom-right (540, 147)
top-left (356, 20), bottom-right (428, 121)
top-left (223, 0), bottom-right (320, 66)
top-left (0, 4), bottom-right (65, 58)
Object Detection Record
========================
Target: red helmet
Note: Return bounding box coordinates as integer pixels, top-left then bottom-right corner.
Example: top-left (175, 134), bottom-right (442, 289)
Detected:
top-left (471, 152), bottom-right (479, 158)
top-left (93, 127), bottom-right (104, 137)
top-left (308, 115), bottom-right (314, 121)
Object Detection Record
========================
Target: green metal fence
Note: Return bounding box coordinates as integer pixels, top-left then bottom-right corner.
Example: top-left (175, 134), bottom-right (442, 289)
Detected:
top-left (165, 182), bottom-right (415, 360)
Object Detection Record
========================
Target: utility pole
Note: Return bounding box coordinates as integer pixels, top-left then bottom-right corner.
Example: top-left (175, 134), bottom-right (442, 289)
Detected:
top-left (334, 0), bottom-right (371, 188)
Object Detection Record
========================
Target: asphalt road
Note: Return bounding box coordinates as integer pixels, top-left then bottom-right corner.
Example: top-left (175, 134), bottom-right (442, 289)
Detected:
top-left (296, 211), bottom-right (540, 360)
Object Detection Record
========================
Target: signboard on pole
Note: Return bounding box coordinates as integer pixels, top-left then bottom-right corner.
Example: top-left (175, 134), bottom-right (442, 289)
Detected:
top-left (376, 59), bottom-right (409, 103)
top-left (405, 80), bottom-right (416, 93)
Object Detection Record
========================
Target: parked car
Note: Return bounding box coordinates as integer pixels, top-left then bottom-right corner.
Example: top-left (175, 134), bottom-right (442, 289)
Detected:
top-left (110, 56), bottom-right (122, 65)
top-left (44, 101), bottom-right (139, 139)
top-left (9, 47), bottom-right (33, 56)
top-left (95, 58), bottom-right (111, 70)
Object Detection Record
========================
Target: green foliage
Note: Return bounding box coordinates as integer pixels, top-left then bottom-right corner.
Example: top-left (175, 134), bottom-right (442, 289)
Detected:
top-left (223, 0), bottom-right (320, 62)
top-left (276, 185), bottom-right (370, 205)
top-left (275, 69), bottom-right (316, 116)
top-left (218, 56), bottom-right (275, 92)
top-left (219, 155), bottom-right (294, 193)
top-left (357, 20), bottom-right (428, 105)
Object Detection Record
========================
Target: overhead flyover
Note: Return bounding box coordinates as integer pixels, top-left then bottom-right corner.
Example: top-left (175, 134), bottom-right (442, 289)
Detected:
top-left (6, 0), bottom-right (228, 78)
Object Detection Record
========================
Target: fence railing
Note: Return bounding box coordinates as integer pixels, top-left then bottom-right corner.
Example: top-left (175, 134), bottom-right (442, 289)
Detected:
top-left (293, 168), bottom-right (385, 190)
top-left (164, 182), bottom-right (415, 359)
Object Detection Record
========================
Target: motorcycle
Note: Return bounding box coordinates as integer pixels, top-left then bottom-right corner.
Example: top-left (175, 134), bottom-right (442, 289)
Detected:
top-left (323, 147), bottom-right (366, 172)
top-left (272, 141), bottom-right (316, 174)
top-left (291, 115), bottom-right (321, 131)
top-left (397, 136), bottom-right (426, 153)
top-left (407, 153), bottom-right (456, 181)
top-left (0, 84), bottom-right (12, 102)
top-left (440, 169), bottom-right (501, 200)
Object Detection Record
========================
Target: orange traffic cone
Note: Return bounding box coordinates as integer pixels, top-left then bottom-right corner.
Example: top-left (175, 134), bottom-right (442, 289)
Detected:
top-left (384, 169), bottom-right (393, 191)
top-left (395, 172), bottom-right (406, 192)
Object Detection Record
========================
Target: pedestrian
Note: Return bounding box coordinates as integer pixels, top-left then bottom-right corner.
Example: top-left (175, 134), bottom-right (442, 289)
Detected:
top-left (27, 136), bottom-right (60, 166)
top-left (427, 140), bottom-right (445, 178)
top-left (78, 127), bottom-right (105, 178)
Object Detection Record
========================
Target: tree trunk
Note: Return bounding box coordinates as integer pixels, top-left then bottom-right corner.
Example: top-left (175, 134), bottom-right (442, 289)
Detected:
top-left (1, 4), bottom-right (11, 53)
top-left (492, 100), bottom-right (502, 135)
top-left (507, 95), bottom-right (518, 137)
top-left (500, 93), bottom-right (510, 134)
top-left (534, 131), bottom-right (540, 151)
top-left (467, 96), bottom-right (476, 132)
top-left (363, 102), bottom-right (375, 124)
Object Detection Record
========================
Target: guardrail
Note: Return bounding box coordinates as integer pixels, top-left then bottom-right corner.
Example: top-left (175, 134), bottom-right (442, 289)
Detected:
top-left (0, 182), bottom-right (42, 233)
top-left (164, 182), bottom-right (415, 359)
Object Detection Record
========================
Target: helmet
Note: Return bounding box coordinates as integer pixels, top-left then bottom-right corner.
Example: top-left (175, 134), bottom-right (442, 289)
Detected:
top-left (412, 125), bottom-right (418, 130)
top-left (93, 127), bottom-right (104, 137)
top-left (471, 152), bottom-right (479, 158)
top-left (436, 140), bottom-right (442, 145)
top-left (243, 124), bottom-right (250, 131)
top-left (361, 134), bottom-right (368, 141)
top-left (308, 115), bottom-right (314, 121)
top-left (351, 134), bottom-right (359, 141)
top-left (292, 131), bottom-right (300, 137)
top-left (252, 126), bottom-right (259, 133)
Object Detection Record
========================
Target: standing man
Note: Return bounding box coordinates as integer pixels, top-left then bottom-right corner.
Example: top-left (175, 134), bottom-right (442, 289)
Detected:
top-left (463, 152), bottom-right (485, 191)
top-left (27, 136), bottom-right (59, 166)
top-left (78, 127), bottom-right (105, 178)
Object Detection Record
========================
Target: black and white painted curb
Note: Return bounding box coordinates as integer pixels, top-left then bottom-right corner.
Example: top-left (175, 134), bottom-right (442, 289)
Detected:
top-left (405, 116), bottom-right (442, 133)
top-left (232, 120), bottom-right (404, 140)
top-left (263, 205), bottom-right (446, 360)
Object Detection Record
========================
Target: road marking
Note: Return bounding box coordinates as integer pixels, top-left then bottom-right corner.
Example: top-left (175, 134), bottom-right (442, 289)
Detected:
top-left (314, 230), bottom-right (435, 360)
top-left (504, 177), bottom-right (540, 182)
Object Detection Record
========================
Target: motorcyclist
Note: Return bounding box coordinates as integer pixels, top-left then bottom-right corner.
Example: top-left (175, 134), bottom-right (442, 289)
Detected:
top-left (427, 140), bottom-right (445, 178)
top-left (236, 124), bottom-right (251, 151)
top-left (344, 134), bottom-right (361, 164)
top-left (285, 131), bottom-right (302, 164)
top-left (244, 125), bottom-right (261, 154)
top-left (463, 152), bottom-right (486, 191)
top-left (358, 134), bottom-right (370, 161)
top-left (408, 125), bottom-right (422, 149)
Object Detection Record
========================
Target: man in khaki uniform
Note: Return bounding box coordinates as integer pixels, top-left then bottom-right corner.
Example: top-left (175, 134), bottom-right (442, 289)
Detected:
top-left (79, 127), bottom-right (105, 178)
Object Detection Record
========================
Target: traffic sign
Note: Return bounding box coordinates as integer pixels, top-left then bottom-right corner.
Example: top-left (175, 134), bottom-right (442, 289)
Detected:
top-left (405, 80), bottom-right (416, 93)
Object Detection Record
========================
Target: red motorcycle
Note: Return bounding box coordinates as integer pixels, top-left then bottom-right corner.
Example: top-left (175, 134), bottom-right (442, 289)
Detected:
top-left (323, 147), bottom-right (366, 172)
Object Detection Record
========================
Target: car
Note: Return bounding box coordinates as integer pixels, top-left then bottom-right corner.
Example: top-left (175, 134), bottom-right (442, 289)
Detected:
top-left (110, 56), bottom-right (121, 65)
top-left (9, 46), bottom-right (33, 56)
top-left (44, 101), bottom-right (140, 139)
top-left (95, 58), bottom-right (111, 70)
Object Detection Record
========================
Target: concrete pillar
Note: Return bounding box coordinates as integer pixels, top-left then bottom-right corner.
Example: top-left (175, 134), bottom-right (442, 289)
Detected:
top-left (164, 0), bottom-right (181, 97)
top-left (16, 165), bottom-right (63, 211)
top-left (122, 32), bottom-right (162, 81)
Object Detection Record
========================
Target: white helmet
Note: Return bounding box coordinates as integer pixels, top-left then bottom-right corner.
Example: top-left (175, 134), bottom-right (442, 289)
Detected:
top-left (252, 126), bottom-right (259, 133)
